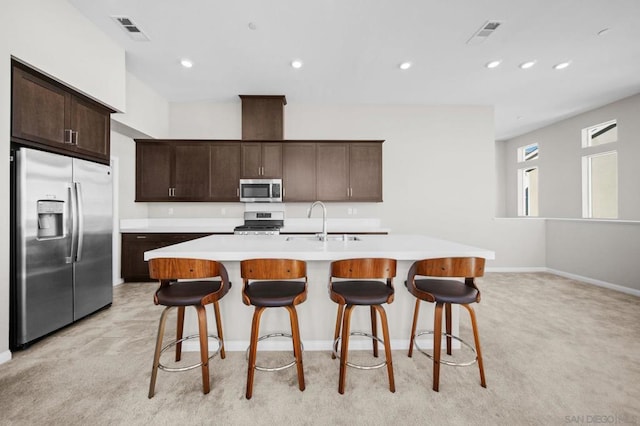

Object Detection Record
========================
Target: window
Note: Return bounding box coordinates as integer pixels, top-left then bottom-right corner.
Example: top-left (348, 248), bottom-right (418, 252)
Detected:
top-left (582, 119), bottom-right (617, 147)
top-left (581, 119), bottom-right (618, 219)
top-left (518, 167), bottom-right (539, 216)
top-left (582, 151), bottom-right (618, 219)
top-left (518, 143), bottom-right (539, 162)
top-left (517, 142), bottom-right (539, 216)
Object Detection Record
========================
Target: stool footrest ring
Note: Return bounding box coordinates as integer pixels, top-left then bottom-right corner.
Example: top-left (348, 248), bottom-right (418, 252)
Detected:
top-left (246, 332), bottom-right (304, 372)
top-left (158, 334), bottom-right (222, 373)
top-left (413, 330), bottom-right (478, 367)
top-left (333, 331), bottom-right (388, 370)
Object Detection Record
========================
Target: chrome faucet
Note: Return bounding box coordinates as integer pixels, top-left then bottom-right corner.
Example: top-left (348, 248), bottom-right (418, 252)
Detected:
top-left (308, 201), bottom-right (328, 241)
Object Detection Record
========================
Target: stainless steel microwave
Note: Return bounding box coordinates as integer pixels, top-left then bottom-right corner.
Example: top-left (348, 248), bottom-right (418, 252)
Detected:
top-left (239, 178), bottom-right (282, 202)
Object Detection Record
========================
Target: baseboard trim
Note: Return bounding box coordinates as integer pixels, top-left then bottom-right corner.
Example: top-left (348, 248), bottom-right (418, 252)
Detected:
top-left (486, 266), bottom-right (547, 273)
top-left (547, 268), bottom-right (640, 297)
top-left (486, 267), bottom-right (639, 297)
top-left (0, 350), bottom-right (12, 365)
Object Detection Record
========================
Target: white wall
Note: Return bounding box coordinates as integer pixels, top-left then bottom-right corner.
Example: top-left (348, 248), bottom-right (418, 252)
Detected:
top-left (112, 72), bottom-right (170, 139)
top-left (546, 219), bottom-right (640, 292)
top-left (499, 93), bottom-right (640, 293)
top-left (142, 101), bottom-right (545, 268)
top-left (1, 0), bottom-right (126, 360)
top-left (502, 93), bottom-right (640, 220)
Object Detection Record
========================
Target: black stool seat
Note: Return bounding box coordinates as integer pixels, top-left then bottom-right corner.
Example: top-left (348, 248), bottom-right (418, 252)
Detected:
top-left (155, 280), bottom-right (224, 306)
top-left (412, 279), bottom-right (479, 304)
top-left (332, 280), bottom-right (394, 305)
top-left (244, 280), bottom-right (306, 307)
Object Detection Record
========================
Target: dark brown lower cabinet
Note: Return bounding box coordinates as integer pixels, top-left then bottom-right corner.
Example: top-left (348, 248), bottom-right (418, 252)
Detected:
top-left (121, 233), bottom-right (213, 282)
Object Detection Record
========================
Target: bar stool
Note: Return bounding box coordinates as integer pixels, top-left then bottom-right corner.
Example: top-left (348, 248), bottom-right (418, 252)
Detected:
top-left (405, 257), bottom-right (486, 391)
top-left (240, 258), bottom-right (307, 399)
top-left (147, 257), bottom-right (231, 398)
top-left (329, 258), bottom-right (396, 394)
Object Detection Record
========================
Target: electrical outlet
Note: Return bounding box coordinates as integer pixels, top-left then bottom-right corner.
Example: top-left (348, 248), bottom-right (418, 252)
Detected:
top-left (168, 207), bottom-right (174, 216)
top-left (347, 208), bottom-right (353, 215)
top-left (221, 208), bottom-right (226, 216)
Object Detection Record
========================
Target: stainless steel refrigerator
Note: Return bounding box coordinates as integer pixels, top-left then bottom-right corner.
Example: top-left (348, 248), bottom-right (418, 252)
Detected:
top-left (11, 147), bottom-right (113, 349)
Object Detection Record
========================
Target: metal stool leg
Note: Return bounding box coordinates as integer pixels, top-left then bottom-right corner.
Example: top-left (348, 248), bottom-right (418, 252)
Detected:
top-left (408, 299), bottom-right (421, 358)
top-left (246, 306), bottom-right (266, 399)
top-left (149, 306), bottom-right (171, 398)
top-left (464, 303), bottom-right (487, 388)
top-left (286, 305), bottom-right (305, 391)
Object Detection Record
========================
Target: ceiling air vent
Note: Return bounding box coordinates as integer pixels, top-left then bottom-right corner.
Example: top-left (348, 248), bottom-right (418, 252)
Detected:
top-left (111, 16), bottom-right (150, 41)
top-left (466, 20), bottom-right (503, 45)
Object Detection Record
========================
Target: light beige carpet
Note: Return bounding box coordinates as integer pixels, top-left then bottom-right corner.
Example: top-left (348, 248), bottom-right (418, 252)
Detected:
top-left (1, 272), bottom-right (638, 425)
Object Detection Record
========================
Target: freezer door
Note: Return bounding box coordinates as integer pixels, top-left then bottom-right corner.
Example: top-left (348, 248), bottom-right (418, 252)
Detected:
top-left (15, 148), bottom-right (74, 346)
top-left (72, 157), bottom-right (113, 320)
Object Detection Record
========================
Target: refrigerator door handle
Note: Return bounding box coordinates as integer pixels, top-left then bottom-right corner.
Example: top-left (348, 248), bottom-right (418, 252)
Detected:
top-left (67, 185), bottom-right (77, 264)
top-left (74, 182), bottom-right (85, 262)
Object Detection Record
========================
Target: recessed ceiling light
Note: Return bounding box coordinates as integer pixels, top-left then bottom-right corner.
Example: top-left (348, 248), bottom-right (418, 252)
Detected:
top-left (180, 59), bottom-right (193, 68)
top-left (553, 61), bottom-right (571, 70)
top-left (291, 59), bottom-right (303, 69)
top-left (519, 60), bottom-right (536, 69)
top-left (485, 60), bottom-right (502, 69)
top-left (399, 61), bottom-right (412, 70)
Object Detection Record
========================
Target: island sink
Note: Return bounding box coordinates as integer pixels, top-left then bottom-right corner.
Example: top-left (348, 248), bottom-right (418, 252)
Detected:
top-left (286, 234), bottom-right (361, 242)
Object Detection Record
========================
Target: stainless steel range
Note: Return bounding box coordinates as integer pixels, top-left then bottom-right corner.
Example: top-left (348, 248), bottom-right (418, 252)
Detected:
top-left (234, 211), bottom-right (284, 235)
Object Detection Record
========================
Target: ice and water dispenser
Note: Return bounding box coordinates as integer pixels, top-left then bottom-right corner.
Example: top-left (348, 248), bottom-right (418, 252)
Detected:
top-left (37, 200), bottom-right (64, 239)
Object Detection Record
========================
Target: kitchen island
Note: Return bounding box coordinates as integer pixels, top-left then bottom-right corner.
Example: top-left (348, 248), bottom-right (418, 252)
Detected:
top-left (144, 234), bottom-right (495, 352)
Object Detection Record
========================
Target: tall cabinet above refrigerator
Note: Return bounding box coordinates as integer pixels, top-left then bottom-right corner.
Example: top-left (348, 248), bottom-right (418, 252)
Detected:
top-left (11, 147), bottom-right (113, 349)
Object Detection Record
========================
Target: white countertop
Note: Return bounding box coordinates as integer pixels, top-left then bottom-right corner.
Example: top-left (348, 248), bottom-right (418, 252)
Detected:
top-left (120, 217), bottom-right (389, 234)
top-left (143, 234), bottom-right (495, 262)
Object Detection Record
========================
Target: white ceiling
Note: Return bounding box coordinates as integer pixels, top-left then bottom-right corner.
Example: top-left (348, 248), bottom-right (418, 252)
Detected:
top-left (68, 0), bottom-right (640, 141)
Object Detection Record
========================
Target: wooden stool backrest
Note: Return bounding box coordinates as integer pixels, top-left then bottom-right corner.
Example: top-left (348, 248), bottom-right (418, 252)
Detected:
top-left (148, 257), bottom-right (227, 280)
top-left (241, 258), bottom-right (307, 280)
top-left (411, 257), bottom-right (485, 279)
top-left (330, 258), bottom-right (397, 279)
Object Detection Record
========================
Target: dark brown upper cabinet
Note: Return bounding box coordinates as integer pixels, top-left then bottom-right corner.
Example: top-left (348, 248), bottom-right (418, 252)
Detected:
top-left (11, 60), bottom-right (113, 164)
top-left (283, 142), bottom-right (317, 201)
top-left (135, 139), bottom-right (382, 203)
top-left (210, 142), bottom-right (241, 201)
top-left (241, 142), bottom-right (282, 178)
top-left (317, 142), bottom-right (383, 202)
top-left (136, 140), bottom-right (210, 201)
top-left (239, 95), bottom-right (286, 140)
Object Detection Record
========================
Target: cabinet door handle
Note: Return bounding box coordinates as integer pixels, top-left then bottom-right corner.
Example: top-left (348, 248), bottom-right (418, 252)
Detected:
top-left (168, 188), bottom-right (172, 197)
top-left (64, 129), bottom-right (73, 144)
top-left (136, 235), bottom-right (147, 239)
top-left (236, 188), bottom-right (240, 197)
top-left (72, 130), bottom-right (79, 145)
top-left (283, 187), bottom-right (286, 198)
